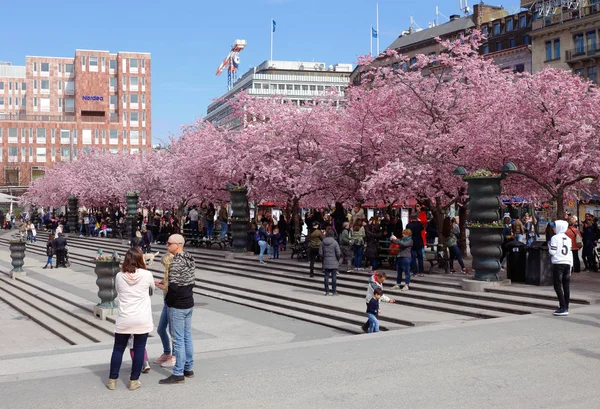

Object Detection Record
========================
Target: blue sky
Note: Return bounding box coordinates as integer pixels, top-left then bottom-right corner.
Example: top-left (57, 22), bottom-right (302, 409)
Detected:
top-left (3, 0), bottom-right (520, 144)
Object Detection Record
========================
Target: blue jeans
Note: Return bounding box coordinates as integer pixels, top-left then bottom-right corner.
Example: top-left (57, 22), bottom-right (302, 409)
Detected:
top-left (324, 269), bottom-right (337, 294)
top-left (272, 245), bottom-right (279, 259)
top-left (411, 248), bottom-right (424, 274)
top-left (352, 245), bottom-right (364, 268)
top-left (220, 221), bottom-right (228, 239)
top-left (157, 303), bottom-right (171, 355)
top-left (168, 307), bottom-right (194, 376)
top-left (449, 244), bottom-right (465, 270)
top-left (190, 220), bottom-right (199, 236)
top-left (206, 220), bottom-right (214, 238)
top-left (258, 240), bottom-right (270, 261)
top-left (366, 313), bottom-right (379, 333)
top-left (46, 255), bottom-right (53, 266)
top-left (396, 257), bottom-right (411, 285)
top-left (516, 233), bottom-right (525, 244)
top-left (109, 333), bottom-right (149, 381)
top-left (370, 257), bottom-right (379, 271)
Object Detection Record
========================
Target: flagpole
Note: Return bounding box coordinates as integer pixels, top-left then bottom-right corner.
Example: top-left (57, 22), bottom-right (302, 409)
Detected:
top-left (376, 3), bottom-right (380, 54)
top-left (370, 25), bottom-right (373, 56)
top-left (270, 18), bottom-right (273, 61)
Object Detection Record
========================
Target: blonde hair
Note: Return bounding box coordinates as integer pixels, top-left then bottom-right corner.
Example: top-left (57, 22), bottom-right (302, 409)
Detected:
top-left (402, 229), bottom-right (412, 237)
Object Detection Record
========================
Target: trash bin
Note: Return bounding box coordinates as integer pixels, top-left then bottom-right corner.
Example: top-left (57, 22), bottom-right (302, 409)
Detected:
top-left (526, 240), bottom-right (553, 286)
top-left (505, 240), bottom-right (527, 282)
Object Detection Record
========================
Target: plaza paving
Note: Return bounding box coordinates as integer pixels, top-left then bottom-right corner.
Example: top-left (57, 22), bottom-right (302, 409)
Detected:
top-left (1, 233), bottom-right (600, 408)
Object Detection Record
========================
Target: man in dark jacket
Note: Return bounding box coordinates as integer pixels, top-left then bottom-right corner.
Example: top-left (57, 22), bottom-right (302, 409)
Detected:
top-left (158, 234), bottom-right (196, 385)
top-left (309, 221), bottom-right (324, 278)
top-left (54, 233), bottom-right (67, 267)
top-left (141, 226), bottom-right (153, 254)
top-left (406, 214), bottom-right (425, 276)
top-left (319, 230), bottom-right (342, 295)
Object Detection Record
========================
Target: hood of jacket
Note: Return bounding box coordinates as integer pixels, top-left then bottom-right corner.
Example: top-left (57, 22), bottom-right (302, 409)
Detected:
top-left (122, 269), bottom-right (145, 285)
top-left (322, 237), bottom-right (337, 247)
top-left (555, 220), bottom-right (568, 235)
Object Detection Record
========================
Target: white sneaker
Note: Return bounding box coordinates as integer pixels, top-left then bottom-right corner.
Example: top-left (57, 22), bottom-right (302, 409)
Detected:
top-left (391, 285), bottom-right (401, 290)
top-left (401, 286), bottom-right (409, 291)
top-left (161, 356), bottom-right (176, 368)
top-left (259, 260), bottom-right (267, 265)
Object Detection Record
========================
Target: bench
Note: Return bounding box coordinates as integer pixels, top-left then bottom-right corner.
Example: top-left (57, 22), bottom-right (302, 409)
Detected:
top-left (424, 244), bottom-right (450, 274)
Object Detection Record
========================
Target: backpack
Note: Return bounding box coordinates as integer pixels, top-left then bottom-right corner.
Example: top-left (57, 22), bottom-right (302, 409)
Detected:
top-left (254, 229), bottom-right (262, 242)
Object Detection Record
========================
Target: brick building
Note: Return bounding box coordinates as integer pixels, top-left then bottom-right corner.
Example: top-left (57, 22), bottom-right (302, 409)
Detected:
top-left (0, 49), bottom-right (151, 191)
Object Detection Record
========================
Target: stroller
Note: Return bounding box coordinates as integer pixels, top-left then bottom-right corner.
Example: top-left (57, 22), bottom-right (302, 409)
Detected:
top-left (291, 234), bottom-right (308, 262)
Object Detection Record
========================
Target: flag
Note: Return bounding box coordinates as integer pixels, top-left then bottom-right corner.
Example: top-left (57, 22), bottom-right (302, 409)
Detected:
top-left (372, 26), bottom-right (378, 38)
top-left (273, 20), bottom-right (276, 32)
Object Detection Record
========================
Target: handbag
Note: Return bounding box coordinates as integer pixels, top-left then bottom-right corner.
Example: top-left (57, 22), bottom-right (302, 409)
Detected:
top-left (572, 227), bottom-right (583, 249)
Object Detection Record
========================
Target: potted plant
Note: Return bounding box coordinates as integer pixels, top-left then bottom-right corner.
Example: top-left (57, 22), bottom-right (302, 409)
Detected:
top-left (94, 251), bottom-right (122, 309)
top-left (9, 236), bottom-right (26, 275)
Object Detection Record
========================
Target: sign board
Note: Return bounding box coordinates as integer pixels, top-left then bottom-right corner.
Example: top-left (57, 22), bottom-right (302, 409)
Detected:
top-left (81, 95), bottom-right (104, 101)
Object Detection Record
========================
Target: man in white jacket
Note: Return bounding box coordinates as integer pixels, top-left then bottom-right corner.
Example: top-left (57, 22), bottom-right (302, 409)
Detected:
top-left (548, 220), bottom-right (573, 316)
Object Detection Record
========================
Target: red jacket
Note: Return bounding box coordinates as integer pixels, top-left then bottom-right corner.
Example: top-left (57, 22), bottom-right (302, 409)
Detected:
top-left (418, 211), bottom-right (427, 245)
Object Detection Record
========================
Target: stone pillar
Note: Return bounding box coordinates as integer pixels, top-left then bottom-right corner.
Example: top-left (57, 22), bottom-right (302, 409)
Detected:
top-left (228, 185), bottom-right (249, 253)
top-left (93, 259), bottom-right (120, 320)
top-left (9, 239), bottom-right (26, 278)
top-left (464, 176), bottom-right (504, 281)
top-left (67, 196), bottom-right (79, 235)
top-left (125, 191), bottom-right (139, 238)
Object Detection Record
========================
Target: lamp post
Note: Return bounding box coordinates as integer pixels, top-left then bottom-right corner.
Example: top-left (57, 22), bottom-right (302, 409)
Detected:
top-left (454, 163), bottom-right (517, 281)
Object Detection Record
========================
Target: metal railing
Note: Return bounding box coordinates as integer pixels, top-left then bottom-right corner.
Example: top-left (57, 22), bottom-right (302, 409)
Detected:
top-left (566, 46), bottom-right (599, 61)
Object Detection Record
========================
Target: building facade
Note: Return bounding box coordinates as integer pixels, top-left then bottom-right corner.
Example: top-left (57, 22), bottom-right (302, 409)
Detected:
top-left (523, 0), bottom-right (600, 82)
top-left (480, 9), bottom-right (533, 73)
top-left (205, 60), bottom-right (353, 128)
top-left (350, 3), bottom-right (534, 83)
top-left (0, 49), bottom-right (152, 190)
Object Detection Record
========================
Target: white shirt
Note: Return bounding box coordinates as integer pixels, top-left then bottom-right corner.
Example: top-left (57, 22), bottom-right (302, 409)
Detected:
top-left (115, 268), bottom-right (155, 334)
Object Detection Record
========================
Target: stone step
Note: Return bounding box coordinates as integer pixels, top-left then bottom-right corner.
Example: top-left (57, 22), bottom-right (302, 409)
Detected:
top-left (19, 238), bottom-right (521, 319)
top-left (0, 286), bottom-right (93, 345)
top-left (0, 275), bottom-right (115, 338)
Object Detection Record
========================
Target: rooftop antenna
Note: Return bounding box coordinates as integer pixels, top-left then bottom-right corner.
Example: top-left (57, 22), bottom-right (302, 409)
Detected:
top-left (460, 0), bottom-right (470, 15)
top-left (436, 6), bottom-right (450, 25)
top-left (410, 15), bottom-right (422, 31)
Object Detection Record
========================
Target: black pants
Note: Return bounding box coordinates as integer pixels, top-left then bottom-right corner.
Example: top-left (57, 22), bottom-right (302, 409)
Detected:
top-left (583, 242), bottom-right (596, 270)
top-left (572, 250), bottom-right (581, 273)
top-left (55, 248), bottom-right (66, 267)
top-left (553, 264), bottom-right (571, 311)
top-left (308, 247), bottom-right (319, 277)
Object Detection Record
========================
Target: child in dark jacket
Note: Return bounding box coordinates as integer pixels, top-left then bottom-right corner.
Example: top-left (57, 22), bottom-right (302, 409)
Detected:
top-left (366, 288), bottom-right (383, 333)
top-left (390, 229), bottom-right (413, 291)
top-left (270, 228), bottom-right (282, 259)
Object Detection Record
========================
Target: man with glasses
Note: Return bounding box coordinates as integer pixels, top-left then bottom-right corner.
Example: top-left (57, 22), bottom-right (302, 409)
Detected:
top-left (158, 234), bottom-right (196, 385)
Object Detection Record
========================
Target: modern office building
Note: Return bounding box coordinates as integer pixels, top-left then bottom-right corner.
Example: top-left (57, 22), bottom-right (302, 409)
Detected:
top-left (205, 60), bottom-right (353, 129)
top-left (0, 49), bottom-right (151, 190)
top-left (522, 0), bottom-right (600, 81)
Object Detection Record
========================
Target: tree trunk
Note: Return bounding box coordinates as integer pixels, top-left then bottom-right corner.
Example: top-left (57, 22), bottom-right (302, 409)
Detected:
top-left (292, 197), bottom-right (301, 244)
top-left (556, 191), bottom-right (565, 220)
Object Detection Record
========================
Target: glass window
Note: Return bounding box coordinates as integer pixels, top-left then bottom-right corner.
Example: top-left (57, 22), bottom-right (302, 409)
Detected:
top-left (554, 39), bottom-right (560, 59)
top-left (483, 44), bottom-right (489, 54)
top-left (37, 128), bottom-right (46, 140)
top-left (142, 112), bottom-right (146, 122)
top-left (60, 129), bottom-right (70, 141)
top-left (58, 98), bottom-right (62, 108)
top-left (142, 94), bottom-right (146, 104)
top-left (509, 38), bottom-right (516, 48)
top-left (89, 57), bottom-right (98, 67)
top-left (142, 59), bottom-right (145, 68)
top-left (110, 130), bottom-right (118, 140)
top-left (52, 147), bottom-right (55, 158)
top-left (545, 41), bottom-right (552, 60)
top-left (131, 112), bottom-right (139, 122)
top-left (21, 97), bottom-right (25, 106)
top-left (8, 146), bottom-right (18, 157)
top-left (123, 94), bottom-right (126, 104)
top-left (58, 63), bottom-right (62, 73)
top-left (33, 97), bottom-right (37, 107)
top-left (21, 82), bottom-right (26, 90)
top-left (123, 112), bottom-right (127, 122)
top-left (34, 62), bottom-right (37, 72)
top-left (142, 77), bottom-right (145, 86)
top-left (37, 147), bottom-right (46, 158)
top-left (8, 128), bottom-right (17, 139)
top-left (574, 33), bottom-right (584, 54)
top-left (278, 84), bottom-right (285, 90)
top-left (65, 98), bottom-right (74, 110)
top-left (523, 35), bottom-right (531, 45)
top-left (506, 20), bottom-right (513, 31)
top-left (110, 95), bottom-right (117, 105)
top-left (110, 60), bottom-right (116, 70)
top-left (130, 94), bottom-right (139, 104)
top-left (81, 56), bottom-right (86, 67)
top-left (58, 81), bottom-right (62, 90)
top-left (130, 58), bottom-right (138, 68)
top-left (41, 80), bottom-right (49, 90)
top-left (0, 97), bottom-right (4, 105)
top-left (110, 77), bottom-right (117, 88)
top-left (588, 66), bottom-right (598, 84)
top-left (494, 23), bottom-right (501, 35)
top-left (0, 82), bottom-right (3, 90)
top-left (575, 68), bottom-right (584, 77)
top-left (41, 62), bottom-right (49, 72)
top-left (520, 15), bottom-right (527, 28)
top-left (587, 31), bottom-right (597, 52)
top-left (123, 130), bottom-right (127, 141)
top-left (21, 147), bottom-right (26, 161)
top-left (496, 42), bottom-right (502, 51)
top-left (130, 77), bottom-right (139, 87)
top-left (34, 80), bottom-right (37, 89)
top-left (482, 26), bottom-right (488, 35)
top-left (65, 64), bottom-right (74, 73)
top-left (61, 147), bottom-right (70, 157)
top-left (102, 57), bottom-right (105, 69)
